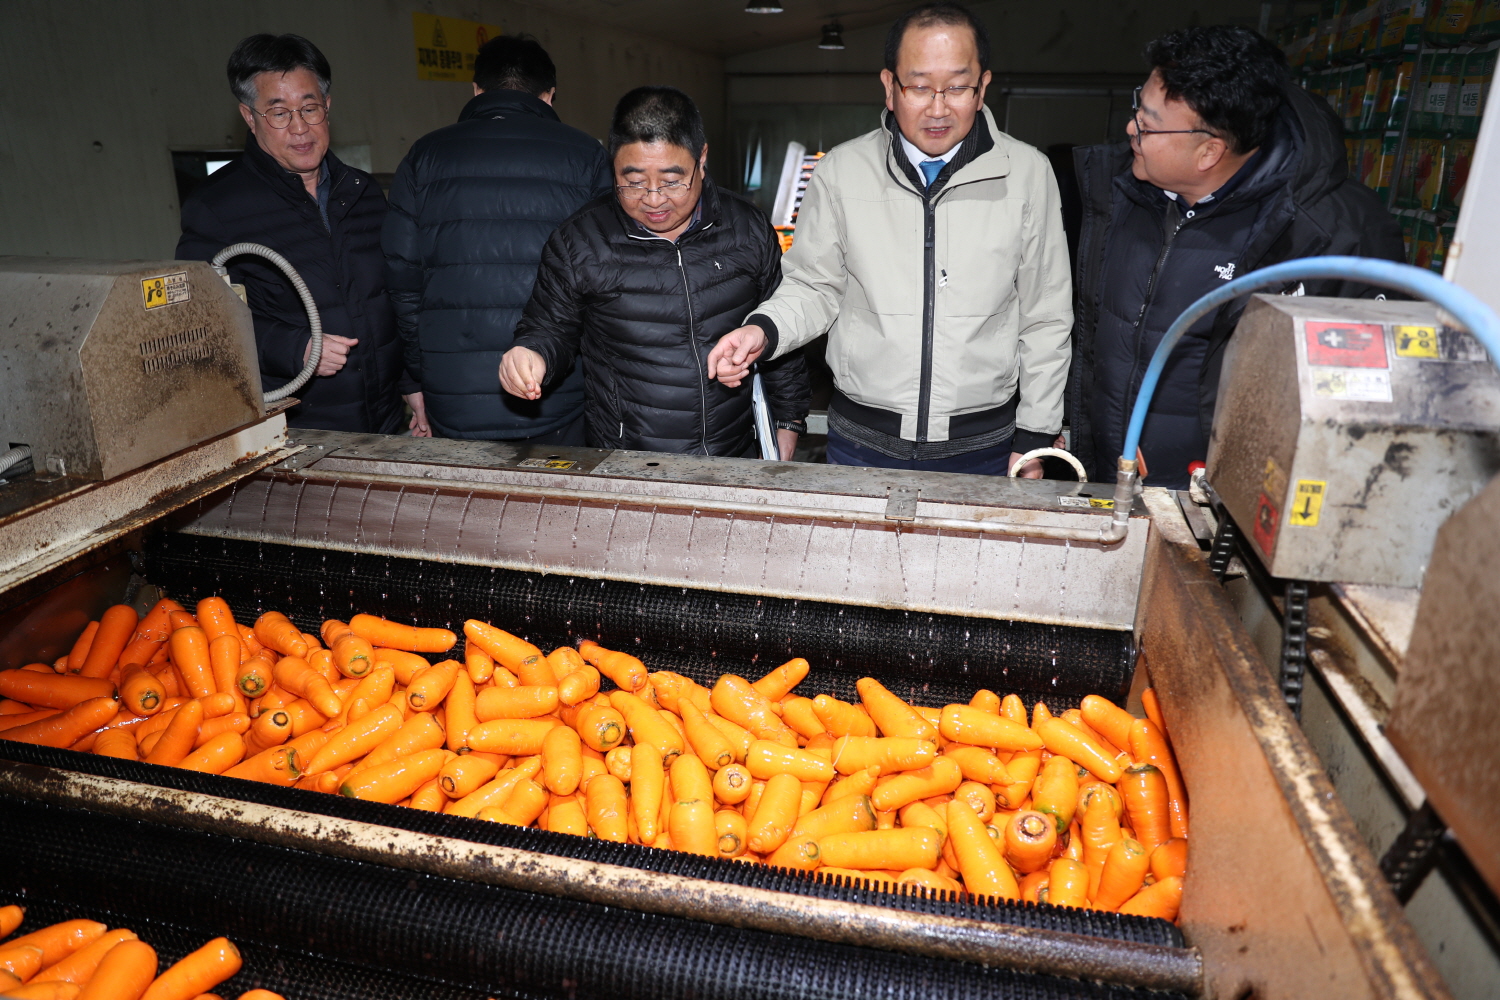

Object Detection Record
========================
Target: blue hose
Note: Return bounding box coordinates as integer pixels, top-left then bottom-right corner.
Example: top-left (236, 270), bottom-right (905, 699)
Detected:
top-left (1120, 256), bottom-right (1500, 465)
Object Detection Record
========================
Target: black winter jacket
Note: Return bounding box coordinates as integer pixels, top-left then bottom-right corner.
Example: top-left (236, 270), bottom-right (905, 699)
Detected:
top-left (382, 90), bottom-right (613, 439)
top-left (512, 178), bottom-right (811, 456)
top-left (177, 136), bottom-right (411, 434)
top-left (1069, 83), bottom-right (1404, 487)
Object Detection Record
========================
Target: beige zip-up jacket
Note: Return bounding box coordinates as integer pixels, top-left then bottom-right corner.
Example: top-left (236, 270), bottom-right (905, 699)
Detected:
top-left (753, 108), bottom-right (1072, 448)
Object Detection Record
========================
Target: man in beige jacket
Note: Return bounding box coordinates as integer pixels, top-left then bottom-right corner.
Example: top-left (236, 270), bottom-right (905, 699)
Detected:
top-left (706, 2), bottom-right (1071, 476)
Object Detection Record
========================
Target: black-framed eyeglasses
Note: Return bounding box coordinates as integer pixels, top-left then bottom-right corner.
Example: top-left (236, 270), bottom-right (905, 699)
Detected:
top-left (1130, 85), bottom-right (1217, 140)
top-left (616, 162), bottom-right (699, 201)
top-left (894, 77), bottom-right (981, 106)
top-left (256, 104), bottom-right (329, 129)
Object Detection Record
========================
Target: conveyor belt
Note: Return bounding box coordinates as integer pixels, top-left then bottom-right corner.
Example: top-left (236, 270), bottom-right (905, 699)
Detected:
top-left (2, 795), bottom-right (1187, 1000)
top-left (146, 533), bottom-right (1136, 710)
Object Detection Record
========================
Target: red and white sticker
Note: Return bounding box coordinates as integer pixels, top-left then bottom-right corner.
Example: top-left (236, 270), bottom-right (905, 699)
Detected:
top-left (1253, 492), bottom-right (1280, 557)
top-left (1305, 321), bottom-right (1388, 368)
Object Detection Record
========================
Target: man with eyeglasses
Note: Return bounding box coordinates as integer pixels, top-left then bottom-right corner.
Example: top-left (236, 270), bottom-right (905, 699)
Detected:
top-left (500, 87), bottom-right (809, 457)
top-left (706, 2), bottom-right (1071, 478)
top-left (1066, 26), bottom-right (1402, 488)
top-left (177, 34), bottom-right (416, 435)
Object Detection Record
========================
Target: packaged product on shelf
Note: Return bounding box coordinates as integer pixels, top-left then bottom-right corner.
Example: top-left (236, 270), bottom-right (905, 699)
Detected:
top-left (1425, 0), bottom-right (1479, 45)
top-left (1370, 132), bottom-right (1402, 197)
top-left (1411, 216), bottom-right (1440, 269)
top-left (1385, 57), bottom-right (1420, 128)
top-left (1377, 0), bottom-right (1432, 54)
top-left (1396, 211), bottom-right (1419, 261)
top-left (1466, 0), bottom-right (1500, 40)
top-left (1339, 0), bottom-right (1381, 57)
top-left (1357, 63), bottom-right (1384, 129)
top-left (1415, 52), bottom-right (1462, 131)
top-left (1344, 64), bottom-right (1370, 129)
top-left (1346, 136), bottom-right (1362, 177)
top-left (1291, 15), bottom-right (1321, 68)
top-left (1314, 0), bottom-right (1345, 66)
top-left (1439, 137), bottom-right (1476, 209)
top-left (1325, 67), bottom-right (1348, 115)
top-left (1456, 46), bottom-right (1497, 135)
top-left (1396, 136), bottom-right (1447, 208)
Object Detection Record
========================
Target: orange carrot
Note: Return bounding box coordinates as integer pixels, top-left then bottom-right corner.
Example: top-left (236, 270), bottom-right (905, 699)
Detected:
top-left (668, 753), bottom-right (717, 856)
top-left (750, 657), bottom-right (809, 701)
top-left (115, 599), bottom-right (184, 672)
top-left (1129, 718), bottom-right (1188, 839)
top-left (746, 741), bottom-right (835, 782)
top-left (711, 762), bottom-right (752, 804)
top-left (207, 636), bottom-right (245, 714)
top-left (168, 626), bottom-right (216, 699)
top-left (870, 757), bottom-right (962, 812)
top-left (943, 745), bottom-right (1012, 786)
top-left (1118, 763), bottom-right (1171, 852)
top-left (464, 646), bottom-right (494, 685)
top-left (791, 792), bottom-right (877, 840)
top-left (0, 670), bottom-right (115, 709)
top-left (270, 657), bottom-right (341, 718)
top-left (0, 696), bottom-right (119, 748)
top-left (818, 827), bottom-right (941, 872)
top-left (939, 705), bottom-right (1044, 752)
top-left (578, 640), bottom-right (648, 693)
top-left (541, 724), bottom-right (584, 795)
top-left (193, 713), bottom-right (250, 748)
top-left (340, 748), bottom-right (450, 803)
top-left (1141, 687), bottom-right (1167, 734)
top-left (467, 718), bottom-right (560, 756)
top-left (1081, 789), bottom-right (1122, 899)
top-left (350, 712), bottom-right (445, 773)
top-left (556, 663), bottom-right (600, 707)
top-left (609, 690), bottom-right (684, 759)
top-left (715, 809), bottom-right (748, 857)
top-left (445, 757), bottom-right (542, 818)
top-left (462, 621), bottom-right (541, 674)
top-left (439, 752), bottom-right (503, 798)
top-left (946, 799), bottom-right (1019, 899)
top-left (78, 606), bottom-right (138, 678)
top-left (810, 695), bottom-right (877, 738)
top-left (143, 698), bottom-right (203, 765)
top-left (328, 630), bottom-right (375, 679)
top-left (1035, 717), bottom-right (1124, 782)
top-left (352, 613), bottom-right (455, 653)
top-left (443, 671), bottom-right (478, 751)
top-left (475, 685), bottom-right (559, 721)
top-left (0, 708), bottom-right (59, 732)
top-left (67, 622), bottom-right (99, 676)
top-left (7, 920), bottom-right (107, 967)
top-left (242, 707), bottom-right (291, 756)
top-left (75, 939), bottom-right (157, 1000)
top-left (406, 659), bottom-right (459, 712)
top-left (1018, 869), bottom-right (1049, 903)
top-left (253, 612), bottom-right (308, 658)
top-left (855, 678), bottom-right (937, 741)
top-left (0, 944), bottom-right (45, 982)
top-left (710, 675), bottom-right (796, 746)
top-left (1047, 858), bottom-right (1090, 908)
top-left (118, 664), bottom-right (165, 717)
top-left (574, 703), bottom-right (627, 753)
top-left (140, 937), bottom-right (240, 1000)
top-left (746, 772), bottom-right (801, 854)
top-left (1118, 875), bottom-right (1183, 920)
top-left (1150, 837), bottom-right (1188, 882)
top-left (234, 654), bottom-right (274, 700)
top-left (32, 928), bottom-right (138, 984)
top-left (223, 745), bottom-right (301, 786)
top-left (1094, 837), bottom-right (1151, 911)
top-left (178, 732), bottom-right (246, 774)
top-left (968, 688), bottom-right (1001, 714)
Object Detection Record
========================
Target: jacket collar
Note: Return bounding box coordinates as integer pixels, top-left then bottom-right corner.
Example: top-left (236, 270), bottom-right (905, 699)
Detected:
top-left (613, 171), bottom-right (723, 243)
top-left (458, 88), bottom-right (561, 124)
top-left (241, 133), bottom-right (346, 206)
top-left (883, 105), bottom-right (1007, 198)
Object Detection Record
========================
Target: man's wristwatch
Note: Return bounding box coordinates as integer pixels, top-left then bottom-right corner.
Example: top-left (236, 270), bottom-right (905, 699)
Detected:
top-left (775, 419), bottom-right (807, 435)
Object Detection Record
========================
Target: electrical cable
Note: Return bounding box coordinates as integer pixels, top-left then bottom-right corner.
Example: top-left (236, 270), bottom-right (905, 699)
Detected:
top-left (0, 445), bottom-right (31, 477)
top-left (211, 242), bottom-right (323, 403)
top-left (1121, 256), bottom-right (1500, 466)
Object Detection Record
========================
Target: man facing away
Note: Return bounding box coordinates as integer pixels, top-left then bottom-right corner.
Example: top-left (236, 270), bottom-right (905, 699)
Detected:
top-left (706, 2), bottom-right (1072, 477)
top-left (1068, 26), bottom-right (1403, 488)
top-left (178, 33), bottom-right (415, 434)
top-left (383, 35), bottom-right (612, 444)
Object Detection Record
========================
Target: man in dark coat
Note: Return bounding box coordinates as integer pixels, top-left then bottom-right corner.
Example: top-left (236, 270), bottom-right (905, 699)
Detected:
top-left (177, 33), bottom-right (415, 434)
top-left (382, 35), bottom-right (612, 443)
top-left (1068, 26), bottom-right (1404, 488)
top-left (501, 87), bottom-right (810, 458)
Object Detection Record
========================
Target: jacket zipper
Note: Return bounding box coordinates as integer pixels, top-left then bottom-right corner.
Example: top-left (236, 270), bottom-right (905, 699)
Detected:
top-left (1127, 210), bottom-right (1189, 408)
top-left (675, 245), bottom-right (710, 454)
top-left (916, 191), bottom-right (937, 448)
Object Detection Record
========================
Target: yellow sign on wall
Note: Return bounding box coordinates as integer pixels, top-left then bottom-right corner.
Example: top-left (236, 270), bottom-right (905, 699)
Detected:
top-left (412, 12), bottom-right (501, 82)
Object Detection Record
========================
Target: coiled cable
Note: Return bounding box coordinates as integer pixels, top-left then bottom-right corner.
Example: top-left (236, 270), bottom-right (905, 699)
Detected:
top-left (211, 242), bottom-right (323, 403)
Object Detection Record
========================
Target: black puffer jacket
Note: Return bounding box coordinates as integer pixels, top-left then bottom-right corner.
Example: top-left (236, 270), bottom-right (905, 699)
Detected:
top-left (1068, 83), bottom-right (1404, 486)
top-left (382, 89), bottom-right (613, 439)
top-left (177, 136), bottom-right (411, 433)
top-left (512, 178), bottom-right (811, 456)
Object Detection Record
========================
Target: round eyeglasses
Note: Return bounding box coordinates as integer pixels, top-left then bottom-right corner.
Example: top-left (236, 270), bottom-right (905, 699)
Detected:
top-left (256, 104), bottom-right (329, 129)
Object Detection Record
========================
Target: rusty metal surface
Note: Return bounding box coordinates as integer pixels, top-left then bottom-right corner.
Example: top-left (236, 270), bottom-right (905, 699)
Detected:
top-left (0, 554), bottom-right (133, 671)
top-left (0, 760), bottom-right (1204, 995)
top-left (1208, 295), bottom-right (1500, 587)
top-left (1138, 499), bottom-right (1449, 1000)
top-left (0, 258), bottom-right (263, 481)
top-left (1388, 475), bottom-right (1500, 897)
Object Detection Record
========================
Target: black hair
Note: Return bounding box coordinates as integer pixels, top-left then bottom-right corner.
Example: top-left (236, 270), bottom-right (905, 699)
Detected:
top-left (884, 2), bottom-right (990, 75)
top-left (608, 87), bottom-right (705, 161)
top-left (472, 34), bottom-right (557, 96)
top-left (227, 34), bottom-right (330, 107)
top-left (1145, 26), bottom-right (1288, 154)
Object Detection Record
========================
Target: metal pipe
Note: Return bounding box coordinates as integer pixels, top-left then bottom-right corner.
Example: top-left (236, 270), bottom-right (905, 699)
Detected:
top-left (0, 762), bottom-right (1203, 995)
top-left (277, 466), bottom-right (1137, 545)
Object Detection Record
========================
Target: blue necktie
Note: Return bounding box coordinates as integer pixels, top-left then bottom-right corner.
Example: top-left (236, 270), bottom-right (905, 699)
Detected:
top-left (919, 158), bottom-right (945, 188)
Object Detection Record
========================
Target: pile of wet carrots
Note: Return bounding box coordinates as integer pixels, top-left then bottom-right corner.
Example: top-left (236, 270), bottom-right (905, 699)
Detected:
top-left (0, 905), bottom-right (276, 1000)
top-left (0, 598), bottom-right (1187, 919)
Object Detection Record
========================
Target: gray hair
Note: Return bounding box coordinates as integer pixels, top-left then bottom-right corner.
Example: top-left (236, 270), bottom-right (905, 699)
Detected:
top-left (227, 33), bottom-right (331, 107)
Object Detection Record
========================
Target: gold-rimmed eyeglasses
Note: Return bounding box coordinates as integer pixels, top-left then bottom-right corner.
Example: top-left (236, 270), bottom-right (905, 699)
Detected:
top-left (256, 104), bottom-right (329, 129)
top-left (894, 77), bottom-right (981, 106)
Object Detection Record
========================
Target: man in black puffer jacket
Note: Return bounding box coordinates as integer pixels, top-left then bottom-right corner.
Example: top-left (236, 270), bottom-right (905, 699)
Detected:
top-left (502, 87), bottom-right (810, 458)
top-left (178, 34), bottom-right (414, 434)
top-left (1068, 26), bottom-right (1403, 488)
top-left (383, 35), bottom-right (612, 443)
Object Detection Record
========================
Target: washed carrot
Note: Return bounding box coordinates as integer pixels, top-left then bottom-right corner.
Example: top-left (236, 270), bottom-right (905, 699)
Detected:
top-left (1, 696), bottom-right (119, 748)
top-left (0, 699), bottom-right (32, 715)
top-left (871, 756), bottom-right (962, 811)
top-left (1151, 837), bottom-right (1188, 881)
top-left (746, 740), bottom-right (834, 782)
top-left (327, 630), bottom-right (374, 679)
top-left (5, 978), bottom-right (84, 998)
top-left (953, 781), bottom-right (996, 823)
top-left (824, 764), bottom-right (882, 805)
top-left (556, 663), bottom-right (600, 707)
top-left (766, 833), bottom-right (821, 870)
top-left (0, 945), bottom-right (44, 981)
top-left (73, 606), bottom-right (138, 679)
top-left (604, 745), bottom-right (632, 782)
top-left (67, 622), bottom-right (100, 676)
top-left (75, 939), bottom-right (157, 1000)
top-left (676, 700), bottom-right (732, 768)
top-left (1081, 789), bottom-right (1122, 898)
top-left (340, 748), bottom-right (450, 803)
top-left (715, 809), bottom-right (747, 857)
top-left (1036, 717), bottom-right (1124, 782)
top-left (609, 690), bottom-right (684, 759)
top-left (545, 790), bottom-right (588, 835)
top-left (352, 613), bottom-right (455, 653)
top-left (372, 648), bottom-right (428, 685)
top-left (810, 695), bottom-right (877, 738)
top-left (353, 712), bottom-right (445, 772)
top-left (189, 598), bottom-right (234, 645)
top-left (1047, 858), bottom-right (1090, 908)
top-left (142, 698), bottom-right (203, 765)
top-left (746, 772), bottom-right (802, 854)
top-left (649, 672), bottom-right (713, 715)
top-left (168, 626), bottom-right (216, 699)
top-left (117, 600), bottom-right (186, 672)
top-left (444, 756), bottom-right (540, 817)
top-left (234, 625), bottom-right (263, 659)
top-left (1078, 694), bottom-right (1134, 753)
top-left (704, 762), bottom-right (746, 805)
top-left (573, 639), bottom-right (646, 693)
top-left (482, 777), bottom-right (549, 826)
top-left (569, 702), bottom-right (625, 753)
top-left (33, 928), bottom-right (138, 984)
top-left (751, 657), bottom-right (809, 701)
top-left (900, 868), bottom-right (964, 894)
top-left (0, 904), bottom-right (24, 939)
top-left (583, 773), bottom-right (628, 842)
top-left (9, 920), bottom-right (107, 967)
top-left (778, 696), bottom-right (825, 739)
top-left (206, 636), bottom-right (245, 714)
top-left (233, 653), bottom-right (273, 700)
top-left (195, 708), bottom-right (251, 744)
top-left (271, 657), bottom-right (341, 718)
top-left (140, 936), bottom-right (240, 1000)
top-left (942, 745), bottom-right (1012, 785)
top-left (0, 708), bottom-right (59, 732)
top-left (306, 703), bottom-right (402, 774)
top-left (1118, 875), bottom-right (1183, 920)
top-left (830, 736), bottom-right (935, 775)
top-left (464, 646), bottom-right (494, 685)
top-left (1118, 763), bottom-right (1171, 851)
top-left (668, 753), bottom-right (716, 856)
top-left (1031, 754), bottom-right (1081, 834)
top-left (475, 684), bottom-right (558, 720)
top-left (819, 827), bottom-right (940, 871)
top-left (710, 675), bottom-right (796, 746)
top-left (1141, 687), bottom-right (1167, 734)
top-left (1129, 718), bottom-right (1188, 839)
top-left (1094, 837), bottom-right (1151, 911)
top-left (855, 678), bottom-right (938, 741)
top-left (997, 694), bottom-right (1028, 726)
top-left (791, 792), bottom-right (877, 840)
top-left (946, 799), bottom-right (1019, 899)
top-left (541, 724), bottom-right (583, 795)
top-left (939, 705), bottom-right (1044, 752)
top-left (0, 670), bottom-right (115, 709)
top-left (1003, 810), bottom-right (1057, 874)
top-left (434, 670), bottom-right (475, 752)
top-left (468, 717), bottom-right (560, 755)
top-left (406, 658), bottom-right (459, 712)
top-left (461, 620), bottom-right (539, 671)
top-left (703, 713), bottom-right (753, 761)
top-left (439, 752), bottom-right (502, 797)
top-left (223, 744), bottom-right (300, 786)
top-left (897, 801), bottom-right (949, 844)
top-left (253, 612), bottom-right (307, 659)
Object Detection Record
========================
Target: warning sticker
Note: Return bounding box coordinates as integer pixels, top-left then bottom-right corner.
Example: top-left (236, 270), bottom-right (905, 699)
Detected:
top-left (1311, 367), bottom-right (1393, 402)
top-left (1253, 492), bottom-right (1279, 555)
top-left (1305, 320), bottom-right (1388, 368)
top-left (1393, 325), bottom-right (1440, 359)
top-left (141, 271), bottom-right (190, 310)
top-left (1394, 324), bottom-right (1490, 362)
top-left (412, 12), bottom-right (502, 82)
top-left (1057, 496), bottom-right (1115, 509)
top-left (1289, 480), bottom-right (1327, 527)
top-left (516, 457), bottom-right (577, 470)
top-left (1261, 458), bottom-right (1287, 505)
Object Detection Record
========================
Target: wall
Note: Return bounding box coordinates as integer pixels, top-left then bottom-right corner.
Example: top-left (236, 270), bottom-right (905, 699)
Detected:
top-left (0, 0), bottom-right (723, 260)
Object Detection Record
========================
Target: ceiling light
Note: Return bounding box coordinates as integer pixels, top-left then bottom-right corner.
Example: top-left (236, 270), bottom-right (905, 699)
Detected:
top-left (818, 22), bottom-right (845, 50)
top-left (744, 2), bottom-right (784, 12)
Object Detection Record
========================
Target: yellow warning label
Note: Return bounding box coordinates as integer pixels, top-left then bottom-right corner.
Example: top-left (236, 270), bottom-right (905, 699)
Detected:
top-left (141, 271), bottom-right (189, 310)
top-left (1289, 479), bottom-right (1327, 527)
top-left (412, 12), bottom-right (502, 82)
top-left (1261, 457), bottom-right (1287, 504)
top-left (1088, 498), bottom-right (1114, 509)
top-left (1393, 325), bottom-right (1440, 359)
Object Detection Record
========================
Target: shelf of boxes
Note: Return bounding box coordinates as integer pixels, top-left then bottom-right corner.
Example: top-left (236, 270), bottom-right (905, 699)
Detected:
top-left (1279, 0), bottom-right (1499, 272)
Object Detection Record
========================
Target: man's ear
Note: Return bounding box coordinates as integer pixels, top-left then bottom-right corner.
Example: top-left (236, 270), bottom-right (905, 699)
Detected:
top-left (237, 103), bottom-right (256, 131)
top-left (473, 83), bottom-right (483, 97)
top-left (1198, 137), bottom-right (1228, 173)
top-left (539, 88), bottom-right (556, 106)
top-left (880, 68), bottom-right (897, 113)
top-left (976, 68), bottom-right (993, 105)
top-left (699, 142), bottom-right (709, 173)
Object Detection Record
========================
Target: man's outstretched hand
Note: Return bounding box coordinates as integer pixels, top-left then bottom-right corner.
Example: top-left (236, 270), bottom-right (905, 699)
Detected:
top-left (706, 324), bottom-right (768, 388)
top-left (499, 346), bottom-right (547, 400)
